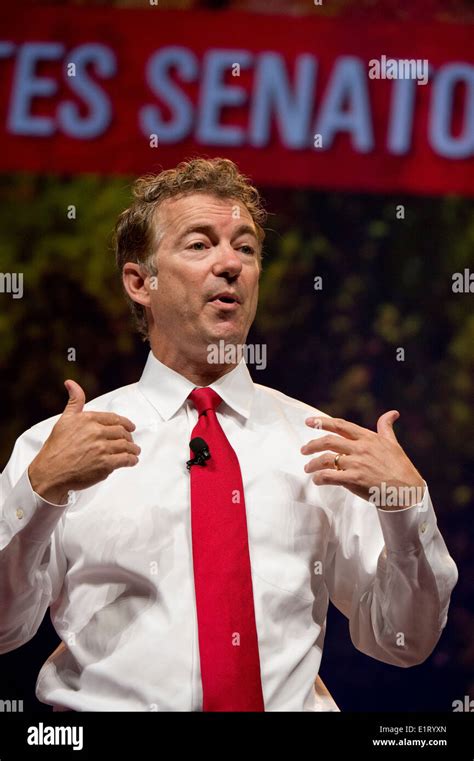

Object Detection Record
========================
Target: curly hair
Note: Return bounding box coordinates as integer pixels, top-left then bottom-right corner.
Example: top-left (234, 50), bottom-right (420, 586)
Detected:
top-left (114, 157), bottom-right (267, 341)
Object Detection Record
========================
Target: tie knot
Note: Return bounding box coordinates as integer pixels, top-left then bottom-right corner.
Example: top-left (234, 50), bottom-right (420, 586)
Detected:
top-left (188, 387), bottom-right (222, 416)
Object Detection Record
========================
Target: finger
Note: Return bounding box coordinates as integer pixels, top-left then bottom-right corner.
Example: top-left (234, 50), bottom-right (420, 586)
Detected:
top-left (106, 440), bottom-right (141, 456)
top-left (377, 410), bottom-right (400, 440)
top-left (107, 452), bottom-right (140, 471)
top-left (84, 411), bottom-right (136, 432)
top-left (305, 416), bottom-right (368, 440)
top-left (63, 380), bottom-right (86, 416)
top-left (102, 425), bottom-right (135, 443)
top-left (311, 468), bottom-right (354, 486)
top-left (304, 453), bottom-right (350, 474)
top-left (301, 434), bottom-right (352, 456)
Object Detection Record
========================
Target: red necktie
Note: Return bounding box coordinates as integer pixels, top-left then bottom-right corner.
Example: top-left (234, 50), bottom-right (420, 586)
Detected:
top-left (188, 387), bottom-right (264, 712)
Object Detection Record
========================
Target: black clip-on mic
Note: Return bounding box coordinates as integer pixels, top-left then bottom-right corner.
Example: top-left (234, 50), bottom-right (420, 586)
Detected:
top-left (187, 437), bottom-right (211, 470)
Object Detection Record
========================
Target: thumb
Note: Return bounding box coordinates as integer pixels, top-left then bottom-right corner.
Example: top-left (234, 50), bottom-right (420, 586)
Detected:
top-left (63, 380), bottom-right (86, 415)
top-left (377, 410), bottom-right (400, 439)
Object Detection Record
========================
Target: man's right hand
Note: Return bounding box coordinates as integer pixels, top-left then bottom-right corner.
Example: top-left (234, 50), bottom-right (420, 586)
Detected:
top-left (28, 380), bottom-right (140, 506)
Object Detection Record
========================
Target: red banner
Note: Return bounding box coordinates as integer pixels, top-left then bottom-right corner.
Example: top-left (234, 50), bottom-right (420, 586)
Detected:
top-left (0, 7), bottom-right (473, 196)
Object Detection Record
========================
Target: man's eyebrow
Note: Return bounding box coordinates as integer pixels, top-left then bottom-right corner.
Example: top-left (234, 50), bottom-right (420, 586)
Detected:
top-left (176, 224), bottom-right (214, 243)
top-left (175, 223), bottom-right (259, 244)
top-left (232, 224), bottom-right (259, 241)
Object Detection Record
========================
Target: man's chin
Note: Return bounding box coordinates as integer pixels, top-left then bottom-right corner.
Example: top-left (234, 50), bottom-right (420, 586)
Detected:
top-left (202, 320), bottom-right (247, 345)
top-left (206, 330), bottom-right (245, 345)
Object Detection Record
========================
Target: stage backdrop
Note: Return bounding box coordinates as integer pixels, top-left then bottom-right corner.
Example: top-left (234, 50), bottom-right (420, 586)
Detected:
top-left (0, 6), bottom-right (472, 196)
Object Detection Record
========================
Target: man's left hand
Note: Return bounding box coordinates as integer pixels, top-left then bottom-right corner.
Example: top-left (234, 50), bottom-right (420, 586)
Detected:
top-left (300, 411), bottom-right (424, 509)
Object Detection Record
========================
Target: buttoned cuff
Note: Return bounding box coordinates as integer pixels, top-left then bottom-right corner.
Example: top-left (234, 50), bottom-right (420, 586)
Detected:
top-left (376, 482), bottom-right (435, 552)
top-left (3, 469), bottom-right (68, 544)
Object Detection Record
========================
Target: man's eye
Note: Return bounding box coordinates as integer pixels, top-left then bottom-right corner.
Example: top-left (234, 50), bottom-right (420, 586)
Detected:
top-left (189, 242), bottom-right (206, 250)
top-left (239, 245), bottom-right (255, 255)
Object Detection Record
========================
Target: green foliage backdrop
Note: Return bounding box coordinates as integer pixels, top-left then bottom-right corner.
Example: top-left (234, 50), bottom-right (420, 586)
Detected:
top-left (0, 173), bottom-right (472, 701)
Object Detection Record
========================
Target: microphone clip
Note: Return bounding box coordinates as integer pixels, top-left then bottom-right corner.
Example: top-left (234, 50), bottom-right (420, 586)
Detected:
top-left (186, 452), bottom-right (210, 470)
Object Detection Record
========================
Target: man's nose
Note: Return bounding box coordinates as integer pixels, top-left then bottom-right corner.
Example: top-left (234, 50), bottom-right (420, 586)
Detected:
top-left (211, 246), bottom-right (243, 279)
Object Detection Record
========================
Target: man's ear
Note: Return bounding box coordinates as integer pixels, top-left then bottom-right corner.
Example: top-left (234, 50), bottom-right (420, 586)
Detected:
top-left (122, 262), bottom-right (152, 309)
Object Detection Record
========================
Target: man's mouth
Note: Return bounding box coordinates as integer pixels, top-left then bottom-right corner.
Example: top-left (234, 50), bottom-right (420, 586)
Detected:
top-left (208, 292), bottom-right (241, 309)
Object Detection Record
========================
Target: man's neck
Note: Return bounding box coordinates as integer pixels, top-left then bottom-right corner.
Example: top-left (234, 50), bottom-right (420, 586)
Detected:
top-left (149, 344), bottom-right (239, 387)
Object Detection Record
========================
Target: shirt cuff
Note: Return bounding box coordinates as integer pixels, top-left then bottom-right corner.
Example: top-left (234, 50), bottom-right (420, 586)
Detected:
top-left (376, 481), bottom-right (436, 552)
top-left (3, 468), bottom-right (68, 543)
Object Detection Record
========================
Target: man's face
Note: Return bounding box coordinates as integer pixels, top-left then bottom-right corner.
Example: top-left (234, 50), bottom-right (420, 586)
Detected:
top-left (144, 193), bottom-right (261, 359)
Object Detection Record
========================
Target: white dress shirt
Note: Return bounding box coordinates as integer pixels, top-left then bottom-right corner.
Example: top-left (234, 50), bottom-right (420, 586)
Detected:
top-left (0, 352), bottom-right (458, 711)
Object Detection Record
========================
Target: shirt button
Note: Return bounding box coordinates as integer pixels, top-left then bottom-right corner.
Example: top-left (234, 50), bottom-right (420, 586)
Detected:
top-left (16, 508), bottom-right (24, 520)
top-left (420, 522), bottom-right (427, 534)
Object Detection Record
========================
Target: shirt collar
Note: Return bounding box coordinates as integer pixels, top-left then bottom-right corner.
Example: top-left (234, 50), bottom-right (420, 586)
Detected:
top-left (137, 350), bottom-right (255, 421)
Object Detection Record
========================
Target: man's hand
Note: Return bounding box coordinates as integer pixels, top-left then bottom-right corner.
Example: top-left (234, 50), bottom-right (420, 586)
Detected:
top-left (300, 411), bottom-right (424, 509)
top-left (28, 380), bottom-right (140, 505)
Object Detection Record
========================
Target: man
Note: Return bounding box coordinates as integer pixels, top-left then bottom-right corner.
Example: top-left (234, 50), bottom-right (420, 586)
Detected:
top-left (0, 158), bottom-right (458, 712)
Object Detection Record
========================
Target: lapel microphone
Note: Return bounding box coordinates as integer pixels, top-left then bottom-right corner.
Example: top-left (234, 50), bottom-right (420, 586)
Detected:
top-left (187, 437), bottom-right (211, 470)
